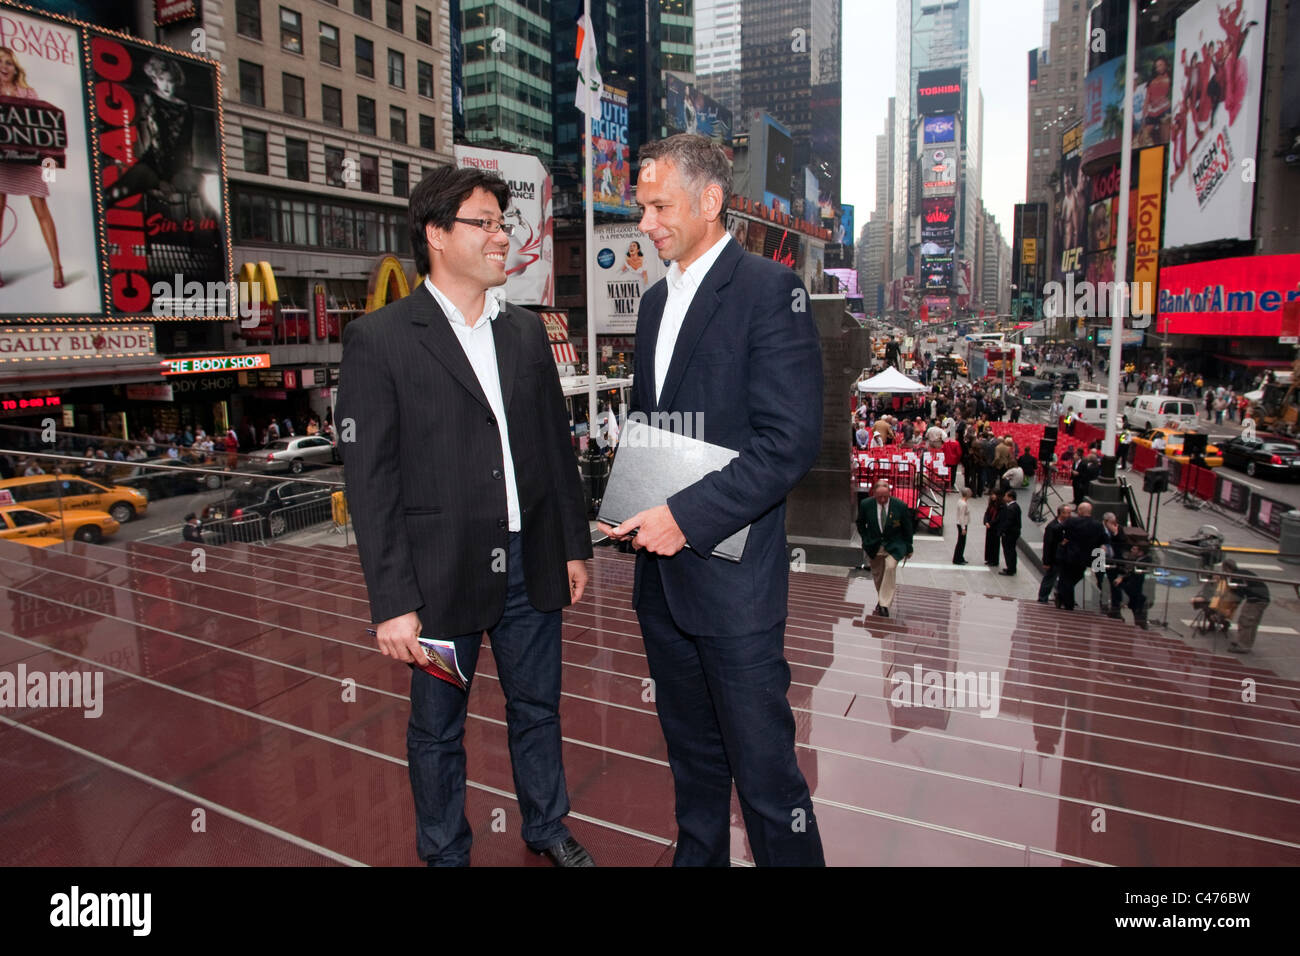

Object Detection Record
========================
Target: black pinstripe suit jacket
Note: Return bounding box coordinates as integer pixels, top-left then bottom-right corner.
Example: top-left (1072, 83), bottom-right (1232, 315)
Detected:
top-left (336, 284), bottom-right (592, 636)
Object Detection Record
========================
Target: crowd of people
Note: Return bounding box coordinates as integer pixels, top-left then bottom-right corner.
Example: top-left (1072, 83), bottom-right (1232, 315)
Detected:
top-left (852, 346), bottom-right (1275, 637)
top-left (0, 413), bottom-right (336, 481)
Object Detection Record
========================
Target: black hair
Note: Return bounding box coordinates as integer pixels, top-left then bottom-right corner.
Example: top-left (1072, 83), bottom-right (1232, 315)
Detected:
top-left (408, 165), bottom-right (512, 275)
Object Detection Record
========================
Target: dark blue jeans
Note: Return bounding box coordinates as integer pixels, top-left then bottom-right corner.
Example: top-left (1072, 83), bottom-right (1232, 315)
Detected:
top-left (406, 532), bottom-right (570, 865)
top-left (637, 558), bottom-right (824, 867)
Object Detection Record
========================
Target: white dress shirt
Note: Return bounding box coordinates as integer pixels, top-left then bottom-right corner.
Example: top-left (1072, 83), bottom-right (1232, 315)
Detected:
top-left (425, 277), bottom-right (521, 532)
top-left (654, 232), bottom-right (733, 404)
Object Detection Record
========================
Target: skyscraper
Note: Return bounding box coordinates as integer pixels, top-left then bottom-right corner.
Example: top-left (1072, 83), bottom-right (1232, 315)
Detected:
top-left (892, 0), bottom-right (982, 316)
top-left (1025, 0), bottom-right (1089, 207)
top-left (694, 0), bottom-right (742, 120)
top-left (461, 1), bottom-right (555, 160)
top-left (740, 0), bottom-right (842, 223)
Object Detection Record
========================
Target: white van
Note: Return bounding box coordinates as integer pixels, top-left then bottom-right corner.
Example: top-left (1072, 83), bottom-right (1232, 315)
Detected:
top-left (1061, 391), bottom-right (1111, 426)
top-left (1123, 394), bottom-right (1199, 430)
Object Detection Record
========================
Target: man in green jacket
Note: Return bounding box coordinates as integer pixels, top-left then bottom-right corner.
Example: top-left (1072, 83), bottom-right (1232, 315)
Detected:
top-left (857, 479), bottom-right (915, 618)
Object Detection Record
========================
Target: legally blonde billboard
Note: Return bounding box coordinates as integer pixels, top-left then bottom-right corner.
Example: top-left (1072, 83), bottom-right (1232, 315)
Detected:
top-left (0, 5), bottom-right (100, 315)
top-left (0, 0), bottom-right (230, 320)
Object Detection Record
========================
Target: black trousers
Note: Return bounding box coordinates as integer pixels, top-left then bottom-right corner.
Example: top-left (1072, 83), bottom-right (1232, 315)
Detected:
top-left (983, 526), bottom-right (1000, 564)
top-left (953, 526), bottom-right (968, 563)
top-left (1001, 534), bottom-right (1018, 573)
top-left (1057, 563), bottom-right (1085, 609)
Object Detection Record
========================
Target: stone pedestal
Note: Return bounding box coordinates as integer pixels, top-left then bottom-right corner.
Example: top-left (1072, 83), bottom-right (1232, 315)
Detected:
top-left (787, 296), bottom-right (856, 544)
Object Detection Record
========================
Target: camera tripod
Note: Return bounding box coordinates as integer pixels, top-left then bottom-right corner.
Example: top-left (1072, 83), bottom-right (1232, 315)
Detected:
top-left (1029, 461), bottom-right (1067, 522)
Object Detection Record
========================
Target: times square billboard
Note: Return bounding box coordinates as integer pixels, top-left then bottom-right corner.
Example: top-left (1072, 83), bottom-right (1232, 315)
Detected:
top-left (0, 0), bottom-right (230, 321)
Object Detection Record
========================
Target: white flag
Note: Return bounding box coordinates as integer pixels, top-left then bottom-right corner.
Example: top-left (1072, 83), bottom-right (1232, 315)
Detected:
top-left (575, 13), bottom-right (602, 119)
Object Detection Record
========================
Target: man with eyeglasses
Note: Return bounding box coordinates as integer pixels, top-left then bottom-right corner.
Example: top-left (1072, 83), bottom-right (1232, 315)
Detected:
top-left (337, 166), bottom-right (594, 867)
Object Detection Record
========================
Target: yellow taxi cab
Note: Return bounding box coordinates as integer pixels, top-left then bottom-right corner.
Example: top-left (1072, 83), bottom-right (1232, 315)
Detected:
top-left (0, 474), bottom-right (148, 524)
top-left (0, 504), bottom-right (121, 544)
top-left (1132, 427), bottom-right (1224, 467)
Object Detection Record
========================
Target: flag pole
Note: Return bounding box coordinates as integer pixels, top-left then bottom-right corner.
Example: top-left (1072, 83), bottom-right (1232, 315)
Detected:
top-left (1105, 0), bottom-right (1138, 458)
top-left (583, 0), bottom-right (598, 442)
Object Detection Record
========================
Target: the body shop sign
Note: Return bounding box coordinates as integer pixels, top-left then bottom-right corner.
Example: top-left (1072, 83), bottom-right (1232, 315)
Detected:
top-left (1157, 255), bottom-right (1300, 336)
top-left (163, 353), bottom-right (270, 374)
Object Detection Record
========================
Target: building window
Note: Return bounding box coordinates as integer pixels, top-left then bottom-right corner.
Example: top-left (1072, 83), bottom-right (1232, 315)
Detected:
top-left (419, 113), bottom-right (435, 150)
top-left (236, 0), bottom-right (262, 39)
top-left (279, 7), bottom-right (302, 54)
top-left (319, 23), bottom-right (340, 66)
top-left (386, 0), bottom-right (403, 32)
top-left (322, 84), bottom-right (343, 126)
top-left (243, 128), bottom-right (268, 174)
top-left (355, 36), bottom-right (374, 78)
top-left (417, 59), bottom-right (433, 97)
top-left (387, 49), bottom-right (405, 88)
top-left (361, 153), bottom-right (379, 192)
top-left (357, 95), bottom-right (376, 135)
top-left (392, 159), bottom-right (409, 197)
top-left (390, 105), bottom-right (407, 143)
top-left (354, 0), bottom-right (372, 18)
top-left (282, 73), bottom-right (305, 116)
top-left (238, 60), bottom-right (264, 106)
top-left (285, 137), bottom-right (309, 181)
top-left (325, 145), bottom-right (346, 187)
top-left (415, 5), bottom-right (431, 44)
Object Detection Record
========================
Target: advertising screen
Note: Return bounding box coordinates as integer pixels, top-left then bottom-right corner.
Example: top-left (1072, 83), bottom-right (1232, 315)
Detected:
top-left (664, 74), bottom-right (732, 143)
top-left (921, 146), bottom-right (957, 196)
top-left (1157, 254), bottom-right (1300, 336)
top-left (89, 30), bottom-right (228, 316)
top-left (1165, 0), bottom-right (1267, 245)
top-left (455, 144), bottom-right (554, 305)
top-left (917, 68), bottom-right (962, 116)
top-left (589, 222), bottom-right (669, 335)
top-left (588, 85), bottom-right (633, 215)
top-left (923, 114), bottom-right (956, 144)
top-left (764, 118), bottom-right (793, 203)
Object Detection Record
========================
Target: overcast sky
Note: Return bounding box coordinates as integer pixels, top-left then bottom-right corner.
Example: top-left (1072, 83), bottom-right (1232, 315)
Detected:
top-left (841, 0), bottom-right (1046, 242)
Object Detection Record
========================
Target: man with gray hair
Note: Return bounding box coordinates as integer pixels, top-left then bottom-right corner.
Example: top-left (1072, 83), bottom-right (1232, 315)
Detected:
top-left (599, 133), bottom-right (824, 866)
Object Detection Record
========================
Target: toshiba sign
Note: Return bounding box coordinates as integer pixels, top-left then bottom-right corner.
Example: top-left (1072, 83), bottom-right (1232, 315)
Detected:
top-left (1156, 255), bottom-right (1300, 336)
top-left (917, 68), bottom-right (962, 116)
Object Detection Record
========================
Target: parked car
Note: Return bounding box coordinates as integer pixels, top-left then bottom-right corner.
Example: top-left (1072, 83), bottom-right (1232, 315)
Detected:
top-left (201, 479), bottom-right (335, 541)
top-left (0, 504), bottom-right (120, 544)
top-left (1017, 377), bottom-right (1055, 401)
top-left (0, 474), bottom-right (148, 524)
top-left (1132, 428), bottom-right (1223, 467)
top-left (1218, 433), bottom-right (1300, 480)
top-left (1039, 367), bottom-right (1080, 391)
top-left (251, 436), bottom-right (339, 474)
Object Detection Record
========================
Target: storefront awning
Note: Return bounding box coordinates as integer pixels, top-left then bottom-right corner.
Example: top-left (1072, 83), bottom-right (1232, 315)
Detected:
top-left (0, 360), bottom-right (170, 393)
top-left (1211, 355), bottom-right (1293, 369)
top-left (539, 311), bottom-right (570, 344)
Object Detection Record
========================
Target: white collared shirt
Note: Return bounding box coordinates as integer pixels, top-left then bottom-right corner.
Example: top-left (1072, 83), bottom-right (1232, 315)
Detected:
top-left (654, 232), bottom-right (732, 404)
top-left (425, 277), bottom-right (520, 532)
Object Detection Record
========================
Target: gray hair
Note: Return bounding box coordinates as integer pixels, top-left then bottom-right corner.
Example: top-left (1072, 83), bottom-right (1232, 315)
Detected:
top-left (1102, 511), bottom-right (1117, 524)
top-left (639, 134), bottom-right (733, 212)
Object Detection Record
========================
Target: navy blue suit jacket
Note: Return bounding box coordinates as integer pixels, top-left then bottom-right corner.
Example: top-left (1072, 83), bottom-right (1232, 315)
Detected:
top-left (629, 237), bottom-right (823, 636)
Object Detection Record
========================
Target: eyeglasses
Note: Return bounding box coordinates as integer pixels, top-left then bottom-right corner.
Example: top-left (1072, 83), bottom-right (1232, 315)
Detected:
top-left (453, 217), bottom-right (516, 236)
